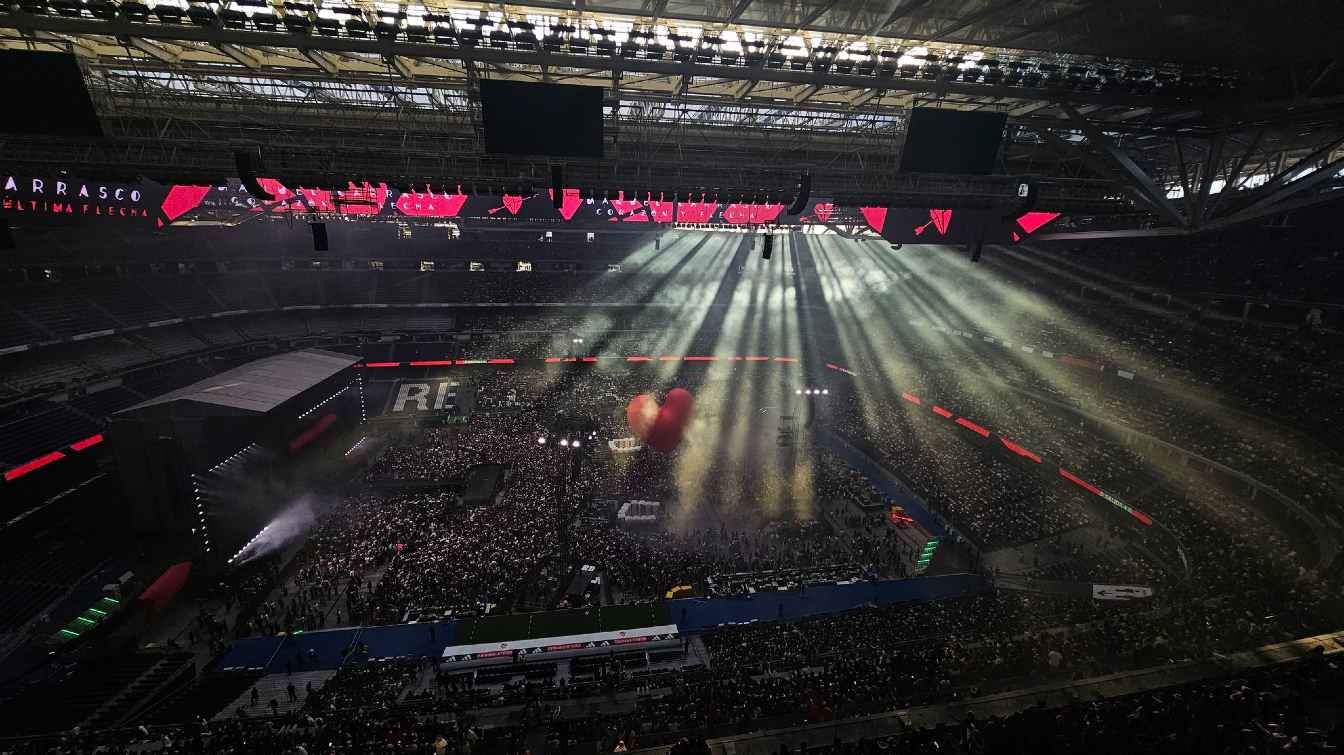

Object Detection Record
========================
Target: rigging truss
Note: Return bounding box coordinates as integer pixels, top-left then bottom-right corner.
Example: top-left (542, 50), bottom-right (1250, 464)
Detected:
top-left (2, 0), bottom-right (1343, 233)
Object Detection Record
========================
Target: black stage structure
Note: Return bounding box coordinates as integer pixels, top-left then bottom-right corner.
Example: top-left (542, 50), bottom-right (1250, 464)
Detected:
top-left (109, 348), bottom-right (362, 569)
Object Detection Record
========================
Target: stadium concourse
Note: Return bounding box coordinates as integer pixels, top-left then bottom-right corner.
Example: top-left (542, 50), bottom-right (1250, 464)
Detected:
top-left (0, 225), bottom-right (1340, 754)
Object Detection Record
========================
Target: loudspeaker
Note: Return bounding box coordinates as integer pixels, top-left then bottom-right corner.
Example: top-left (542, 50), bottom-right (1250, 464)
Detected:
top-left (551, 165), bottom-right (564, 209)
top-left (311, 222), bottom-right (328, 252)
top-left (786, 171), bottom-right (812, 215)
top-left (0, 221), bottom-right (13, 250)
top-left (761, 234), bottom-right (774, 260)
top-left (235, 149), bottom-right (275, 201)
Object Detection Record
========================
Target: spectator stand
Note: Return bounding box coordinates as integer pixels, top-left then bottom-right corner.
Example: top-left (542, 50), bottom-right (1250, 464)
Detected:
top-left (1012, 380), bottom-right (1339, 571)
top-left (626, 628), bottom-right (1344, 755)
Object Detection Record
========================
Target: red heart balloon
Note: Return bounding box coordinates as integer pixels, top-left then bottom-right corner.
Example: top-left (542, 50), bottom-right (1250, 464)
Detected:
top-left (626, 389), bottom-right (695, 451)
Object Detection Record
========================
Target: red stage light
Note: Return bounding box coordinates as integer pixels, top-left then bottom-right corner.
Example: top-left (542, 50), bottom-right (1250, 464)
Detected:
top-left (4, 451), bottom-right (66, 481)
top-left (955, 417), bottom-right (990, 437)
top-left (70, 434), bottom-right (104, 451)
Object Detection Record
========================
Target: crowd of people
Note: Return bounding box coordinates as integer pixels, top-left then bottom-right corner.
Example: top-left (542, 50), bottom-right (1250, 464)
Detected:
top-left (7, 231), bottom-right (1344, 753)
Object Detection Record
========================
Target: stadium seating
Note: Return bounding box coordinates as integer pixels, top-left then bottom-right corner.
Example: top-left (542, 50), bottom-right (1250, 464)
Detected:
top-left (138, 670), bottom-right (263, 725)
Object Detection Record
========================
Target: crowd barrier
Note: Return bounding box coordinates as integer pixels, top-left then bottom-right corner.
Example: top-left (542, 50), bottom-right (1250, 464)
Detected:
top-left (213, 574), bottom-right (985, 670)
top-left (669, 573), bottom-right (988, 632)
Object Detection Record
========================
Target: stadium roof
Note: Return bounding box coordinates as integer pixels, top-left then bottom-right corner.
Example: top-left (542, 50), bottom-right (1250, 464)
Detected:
top-left (118, 348), bottom-right (358, 416)
top-left (2, 0), bottom-right (1343, 236)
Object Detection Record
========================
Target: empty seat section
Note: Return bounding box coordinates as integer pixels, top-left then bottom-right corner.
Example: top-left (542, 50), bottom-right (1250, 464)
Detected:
top-left (8, 286), bottom-right (117, 340)
top-left (0, 405), bottom-right (100, 467)
top-left (134, 276), bottom-right (222, 319)
top-left (71, 278), bottom-right (177, 328)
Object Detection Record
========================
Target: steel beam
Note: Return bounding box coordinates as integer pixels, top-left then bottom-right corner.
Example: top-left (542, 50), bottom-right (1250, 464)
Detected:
top-left (792, 83), bottom-right (821, 104)
top-left (910, 0), bottom-right (1027, 45)
top-left (1202, 173), bottom-right (1344, 231)
top-left (216, 43), bottom-right (261, 70)
top-left (862, 0), bottom-right (934, 38)
top-left (0, 12), bottom-right (1172, 109)
top-left (1193, 132), bottom-right (1224, 223)
top-left (1252, 134), bottom-right (1344, 197)
top-left (986, 0), bottom-right (1104, 46)
top-left (301, 49), bottom-right (341, 75)
top-left (1218, 153), bottom-right (1344, 224)
top-left (849, 88), bottom-right (880, 108)
top-left (726, 0), bottom-right (754, 24)
top-left (127, 37), bottom-right (179, 64)
top-left (1059, 102), bottom-right (1187, 228)
top-left (1203, 128), bottom-right (1264, 219)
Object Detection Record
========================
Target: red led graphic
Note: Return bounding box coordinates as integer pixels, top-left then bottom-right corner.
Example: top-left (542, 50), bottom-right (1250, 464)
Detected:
top-left (1059, 468), bottom-right (1103, 496)
top-left (901, 392), bottom-right (922, 405)
top-left (859, 207), bottom-right (888, 233)
top-left (548, 188), bottom-right (584, 220)
top-left (955, 417), bottom-right (990, 437)
top-left (297, 186), bottom-right (333, 212)
top-left (489, 194), bottom-right (527, 215)
top-left (721, 203), bottom-right (785, 225)
top-left (645, 200), bottom-right (676, 223)
top-left (676, 200), bottom-right (719, 223)
top-left (70, 434), bottom-right (104, 451)
top-left (1015, 211), bottom-right (1061, 234)
top-left (335, 183), bottom-right (388, 216)
top-left (610, 196), bottom-right (649, 222)
top-left (287, 182), bottom-right (390, 216)
top-left (289, 413), bottom-right (337, 452)
top-left (931, 405), bottom-right (954, 418)
top-left (998, 437), bottom-right (1042, 464)
top-left (914, 209), bottom-right (953, 236)
top-left (157, 185), bottom-right (212, 228)
top-left (811, 202), bottom-right (834, 221)
top-left (4, 451), bottom-right (67, 481)
top-left (394, 190), bottom-right (468, 218)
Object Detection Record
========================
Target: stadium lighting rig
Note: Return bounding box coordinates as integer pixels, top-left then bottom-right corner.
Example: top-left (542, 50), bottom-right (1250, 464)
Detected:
top-left (15, 0), bottom-right (1234, 99)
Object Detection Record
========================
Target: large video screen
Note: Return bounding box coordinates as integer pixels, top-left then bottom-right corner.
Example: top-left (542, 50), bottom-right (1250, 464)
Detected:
top-left (480, 80), bottom-right (605, 159)
top-left (0, 51), bottom-right (102, 137)
top-left (899, 108), bottom-right (1007, 175)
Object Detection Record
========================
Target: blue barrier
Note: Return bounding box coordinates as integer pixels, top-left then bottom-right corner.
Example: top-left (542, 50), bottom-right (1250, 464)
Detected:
top-left (671, 573), bottom-right (988, 632)
top-left (265, 627), bottom-right (364, 672)
top-left (357, 621), bottom-right (457, 659)
top-left (215, 636), bottom-right (287, 672)
top-left (212, 576), bottom-right (983, 667)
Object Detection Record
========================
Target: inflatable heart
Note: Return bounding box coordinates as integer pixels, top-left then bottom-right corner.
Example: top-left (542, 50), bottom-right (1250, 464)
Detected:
top-left (626, 389), bottom-right (695, 452)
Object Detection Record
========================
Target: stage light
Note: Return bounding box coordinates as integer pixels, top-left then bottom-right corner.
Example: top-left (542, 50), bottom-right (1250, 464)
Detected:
top-left (560, 439), bottom-right (569, 447)
top-left (796, 389), bottom-right (802, 395)
top-left (538, 437), bottom-right (547, 444)
top-left (823, 389), bottom-right (829, 395)
top-left (572, 441), bottom-right (581, 448)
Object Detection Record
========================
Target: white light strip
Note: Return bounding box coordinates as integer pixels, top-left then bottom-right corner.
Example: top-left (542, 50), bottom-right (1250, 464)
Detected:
top-left (207, 442), bottom-right (260, 473)
top-left (345, 436), bottom-right (369, 457)
top-left (298, 386), bottom-right (350, 419)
